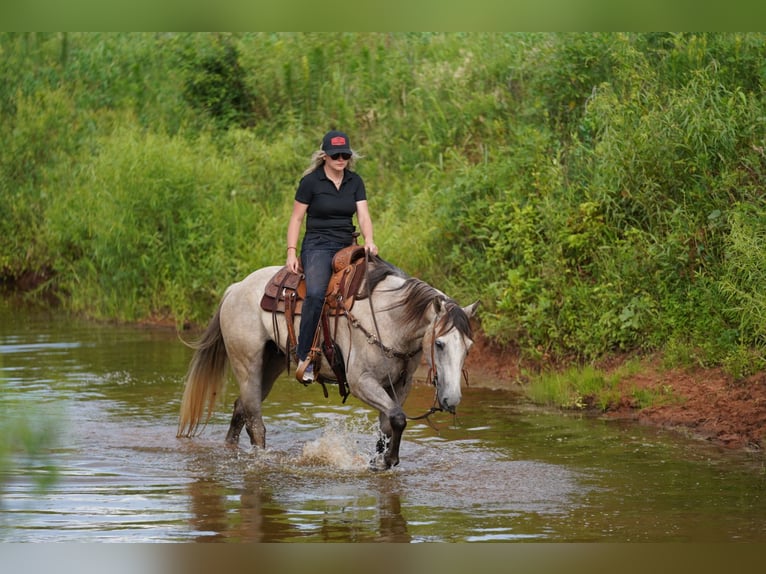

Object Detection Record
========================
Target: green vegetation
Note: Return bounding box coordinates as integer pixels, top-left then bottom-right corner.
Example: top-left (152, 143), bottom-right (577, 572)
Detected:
top-left (3, 32), bottom-right (766, 399)
top-left (524, 358), bottom-right (682, 411)
top-left (0, 390), bottom-right (60, 495)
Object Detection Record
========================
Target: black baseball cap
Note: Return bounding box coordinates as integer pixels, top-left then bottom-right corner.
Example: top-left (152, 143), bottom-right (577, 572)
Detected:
top-left (321, 130), bottom-right (351, 155)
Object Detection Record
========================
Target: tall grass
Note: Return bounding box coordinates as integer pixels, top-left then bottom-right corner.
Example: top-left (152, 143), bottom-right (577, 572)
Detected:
top-left (46, 124), bottom-right (301, 324)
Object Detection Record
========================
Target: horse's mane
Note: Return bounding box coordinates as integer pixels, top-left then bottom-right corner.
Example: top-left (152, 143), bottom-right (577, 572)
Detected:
top-left (365, 256), bottom-right (472, 338)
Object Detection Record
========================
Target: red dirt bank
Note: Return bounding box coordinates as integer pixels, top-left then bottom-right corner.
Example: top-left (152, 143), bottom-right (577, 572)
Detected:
top-left (465, 331), bottom-right (766, 452)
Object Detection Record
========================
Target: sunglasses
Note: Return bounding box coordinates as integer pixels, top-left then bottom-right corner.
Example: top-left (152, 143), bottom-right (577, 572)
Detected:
top-left (329, 153), bottom-right (352, 160)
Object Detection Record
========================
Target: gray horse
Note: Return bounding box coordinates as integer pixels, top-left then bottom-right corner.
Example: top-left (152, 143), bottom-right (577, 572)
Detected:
top-left (177, 257), bottom-right (477, 470)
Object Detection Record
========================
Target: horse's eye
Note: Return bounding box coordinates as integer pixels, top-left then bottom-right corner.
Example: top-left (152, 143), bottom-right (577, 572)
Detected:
top-left (435, 339), bottom-right (445, 350)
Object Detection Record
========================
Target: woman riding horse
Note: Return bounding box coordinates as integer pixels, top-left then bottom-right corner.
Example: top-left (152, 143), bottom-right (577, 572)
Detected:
top-left (177, 255), bottom-right (478, 470)
top-left (286, 130), bottom-right (378, 384)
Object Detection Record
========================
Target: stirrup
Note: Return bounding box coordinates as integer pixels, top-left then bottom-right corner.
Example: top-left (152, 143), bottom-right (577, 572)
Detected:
top-left (296, 358), bottom-right (315, 384)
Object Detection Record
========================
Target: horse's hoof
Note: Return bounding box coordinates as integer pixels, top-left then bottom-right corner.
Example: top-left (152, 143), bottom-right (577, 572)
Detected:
top-left (368, 453), bottom-right (391, 472)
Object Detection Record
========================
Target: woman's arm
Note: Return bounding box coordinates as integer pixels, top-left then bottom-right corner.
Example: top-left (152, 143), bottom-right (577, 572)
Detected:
top-left (286, 201), bottom-right (308, 272)
top-left (356, 200), bottom-right (378, 256)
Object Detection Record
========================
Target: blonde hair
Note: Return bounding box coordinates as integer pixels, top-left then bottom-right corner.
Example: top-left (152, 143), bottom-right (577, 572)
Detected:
top-left (302, 149), bottom-right (360, 177)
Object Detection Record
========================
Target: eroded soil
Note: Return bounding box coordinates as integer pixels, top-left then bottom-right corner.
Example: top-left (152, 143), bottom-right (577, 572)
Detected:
top-left (465, 331), bottom-right (766, 452)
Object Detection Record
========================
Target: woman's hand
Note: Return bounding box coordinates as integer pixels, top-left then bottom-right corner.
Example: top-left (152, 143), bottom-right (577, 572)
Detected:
top-left (286, 250), bottom-right (300, 274)
top-left (364, 241), bottom-right (378, 257)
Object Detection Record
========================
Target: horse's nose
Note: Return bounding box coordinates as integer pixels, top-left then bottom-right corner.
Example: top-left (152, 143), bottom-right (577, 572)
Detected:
top-left (442, 399), bottom-right (457, 414)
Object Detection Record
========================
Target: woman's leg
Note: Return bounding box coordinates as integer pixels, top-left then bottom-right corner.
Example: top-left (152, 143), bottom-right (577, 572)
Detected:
top-left (296, 249), bottom-right (335, 361)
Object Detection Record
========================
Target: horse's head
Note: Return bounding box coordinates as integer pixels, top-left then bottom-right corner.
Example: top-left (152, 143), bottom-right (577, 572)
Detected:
top-left (423, 297), bottom-right (479, 414)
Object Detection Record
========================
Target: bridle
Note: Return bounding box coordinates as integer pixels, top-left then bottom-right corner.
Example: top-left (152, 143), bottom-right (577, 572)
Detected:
top-left (344, 251), bottom-right (469, 425)
top-left (415, 318), bottom-right (470, 424)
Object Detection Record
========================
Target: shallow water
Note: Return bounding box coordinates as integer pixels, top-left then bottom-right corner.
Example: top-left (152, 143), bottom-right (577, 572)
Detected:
top-left (1, 300), bottom-right (765, 542)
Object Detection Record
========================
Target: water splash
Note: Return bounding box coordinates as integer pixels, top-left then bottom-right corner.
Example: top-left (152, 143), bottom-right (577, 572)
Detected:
top-left (298, 415), bottom-right (377, 471)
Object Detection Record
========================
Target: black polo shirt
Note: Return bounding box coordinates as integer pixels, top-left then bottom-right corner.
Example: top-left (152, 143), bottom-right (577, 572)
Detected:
top-left (295, 167), bottom-right (367, 248)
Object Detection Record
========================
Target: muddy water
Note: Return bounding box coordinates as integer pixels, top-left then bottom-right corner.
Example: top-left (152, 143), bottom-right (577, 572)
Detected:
top-left (1, 300), bottom-right (765, 542)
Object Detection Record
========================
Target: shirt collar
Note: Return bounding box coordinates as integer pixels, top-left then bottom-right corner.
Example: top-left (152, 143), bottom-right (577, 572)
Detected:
top-left (317, 167), bottom-right (349, 182)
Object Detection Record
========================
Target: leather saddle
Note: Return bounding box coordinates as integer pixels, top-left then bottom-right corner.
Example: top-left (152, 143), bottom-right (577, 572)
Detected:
top-left (260, 244), bottom-right (368, 315)
top-left (259, 244), bottom-right (368, 402)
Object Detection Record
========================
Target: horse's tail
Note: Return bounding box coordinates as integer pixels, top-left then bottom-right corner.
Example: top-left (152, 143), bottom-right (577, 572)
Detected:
top-left (177, 304), bottom-right (228, 438)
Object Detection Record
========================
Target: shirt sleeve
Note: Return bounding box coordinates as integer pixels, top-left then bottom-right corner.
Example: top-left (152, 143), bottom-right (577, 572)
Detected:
top-left (354, 176), bottom-right (367, 202)
top-left (295, 175), bottom-right (313, 205)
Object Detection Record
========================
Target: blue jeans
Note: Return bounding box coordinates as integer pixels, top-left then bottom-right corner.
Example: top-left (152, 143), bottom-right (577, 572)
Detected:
top-left (297, 247), bottom-right (341, 361)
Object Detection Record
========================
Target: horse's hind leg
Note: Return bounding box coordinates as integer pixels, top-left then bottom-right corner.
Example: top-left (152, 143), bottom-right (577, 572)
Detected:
top-left (226, 397), bottom-right (246, 445)
top-left (223, 346), bottom-right (267, 448)
top-left (226, 341), bottom-right (285, 448)
top-left (226, 396), bottom-right (266, 446)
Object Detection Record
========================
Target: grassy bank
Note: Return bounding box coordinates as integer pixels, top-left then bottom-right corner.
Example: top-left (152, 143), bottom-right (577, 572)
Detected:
top-left (523, 358), bottom-right (681, 411)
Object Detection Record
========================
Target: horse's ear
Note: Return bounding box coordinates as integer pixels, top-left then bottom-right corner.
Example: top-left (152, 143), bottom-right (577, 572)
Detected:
top-left (433, 296), bottom-right (443, 314)
top-left (463, 300), bottom-right (479, 318)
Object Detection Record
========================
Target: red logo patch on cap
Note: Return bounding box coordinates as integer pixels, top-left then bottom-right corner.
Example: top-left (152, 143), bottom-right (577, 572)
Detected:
top-left (331, 136), bottom-right (347, 146)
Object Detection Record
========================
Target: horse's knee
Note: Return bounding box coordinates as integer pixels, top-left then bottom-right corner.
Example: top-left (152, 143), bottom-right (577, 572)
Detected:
top-left (389, 409), bottom-right (407, 434)
top-left (379, 409), bottom-right (406, 436)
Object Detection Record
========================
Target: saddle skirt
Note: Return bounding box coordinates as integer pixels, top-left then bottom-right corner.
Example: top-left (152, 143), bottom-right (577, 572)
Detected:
top-left (260, 244), bottom-right (367, 315)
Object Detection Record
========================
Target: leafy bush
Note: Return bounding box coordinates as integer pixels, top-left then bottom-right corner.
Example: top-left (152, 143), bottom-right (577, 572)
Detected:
top-left (177, 34), bottom-right (256, 129)
top-left (0, 88), bottom-right (82, 278)
top-left (720, 204), bottom-right (766, 345)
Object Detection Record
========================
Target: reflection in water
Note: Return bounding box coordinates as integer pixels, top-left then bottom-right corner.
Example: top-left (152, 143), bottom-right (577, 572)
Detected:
top-left (183, 424), bottom-right (413, 542)
top-left (2, 300), bottom-right (766, 542)
top-left (188, 478), bottom-right (226, 541)
top-left (375, 481), bottom-right (410, 543)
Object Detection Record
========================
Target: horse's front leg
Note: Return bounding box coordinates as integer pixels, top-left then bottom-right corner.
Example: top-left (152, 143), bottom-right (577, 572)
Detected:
top-left (376, 407), bottom-right (407, 469)
top-left (375, 369), bottom-right (416, 469)
top-left (351, 372), bottom-right (409, 470)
